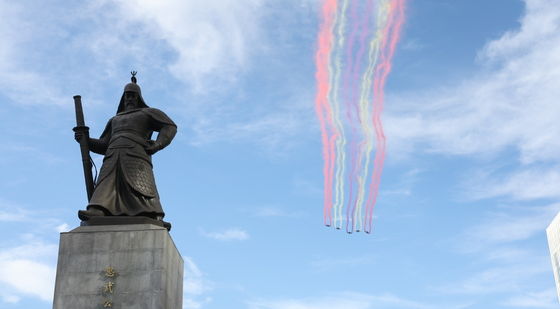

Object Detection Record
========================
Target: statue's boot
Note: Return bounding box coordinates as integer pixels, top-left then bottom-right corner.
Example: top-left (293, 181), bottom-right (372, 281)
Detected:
top-left (162, 221), bottom-right (171, 231)
top-left (156, 215), bottom-right (172, 231)
top-left (78, 207), bottom-right (105, 221)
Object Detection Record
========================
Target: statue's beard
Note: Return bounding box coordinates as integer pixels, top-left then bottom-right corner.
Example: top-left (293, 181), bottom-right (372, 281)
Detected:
top-left (125, 101), bottom-right (136, 110)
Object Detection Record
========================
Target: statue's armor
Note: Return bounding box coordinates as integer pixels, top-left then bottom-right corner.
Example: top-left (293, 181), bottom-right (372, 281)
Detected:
top-left (88, 107), bottom-right (176, 217)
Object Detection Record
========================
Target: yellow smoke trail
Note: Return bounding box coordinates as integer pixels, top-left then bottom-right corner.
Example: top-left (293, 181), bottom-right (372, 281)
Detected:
top-left (354, 0), bottom-right (392, 231)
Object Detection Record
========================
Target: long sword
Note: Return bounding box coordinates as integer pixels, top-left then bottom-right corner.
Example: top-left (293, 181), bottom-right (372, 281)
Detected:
top-left (73, 95), bottom-right (95, 201)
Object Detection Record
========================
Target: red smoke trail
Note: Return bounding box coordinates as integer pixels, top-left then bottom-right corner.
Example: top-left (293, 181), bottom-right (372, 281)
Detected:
top-left (315, 0), bottom-right (338, 227)
top-left (365, 0), bottom-right (405, 233)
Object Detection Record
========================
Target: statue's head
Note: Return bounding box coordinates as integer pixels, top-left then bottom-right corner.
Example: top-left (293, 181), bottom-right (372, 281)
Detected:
top-left (117, 71), bottom-right (149, 113)
top-left (123, 91), bottom-right (140, 111)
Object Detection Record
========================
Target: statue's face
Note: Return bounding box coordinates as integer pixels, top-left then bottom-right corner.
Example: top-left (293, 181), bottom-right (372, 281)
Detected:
top-left (124, 91), bottom-right (139, 110)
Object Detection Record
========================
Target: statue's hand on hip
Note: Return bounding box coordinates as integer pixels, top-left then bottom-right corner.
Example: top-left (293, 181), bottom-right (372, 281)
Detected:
top-left (145, 140), bottom-right (161, 155)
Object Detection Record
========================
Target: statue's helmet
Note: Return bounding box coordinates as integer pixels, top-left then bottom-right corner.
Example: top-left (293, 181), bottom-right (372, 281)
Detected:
top-left (116, 71), bottom-right (149, 113)
top-left (123, 81), bottom-right (142, 95)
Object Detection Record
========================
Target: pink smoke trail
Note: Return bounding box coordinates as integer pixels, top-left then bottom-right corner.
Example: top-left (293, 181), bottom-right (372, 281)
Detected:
top-left (315, 0), bottom-right (338, 227)
top-left (364, 0), bottom-right (406, 233)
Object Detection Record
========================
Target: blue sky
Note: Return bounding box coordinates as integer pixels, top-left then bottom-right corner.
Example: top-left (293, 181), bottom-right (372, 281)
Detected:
top-left (0, 0), bottom-right (559, 308)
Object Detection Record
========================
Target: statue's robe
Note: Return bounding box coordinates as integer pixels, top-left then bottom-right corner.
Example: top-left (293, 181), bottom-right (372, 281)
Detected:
top-left (87, 107), bottom-right (176, 218)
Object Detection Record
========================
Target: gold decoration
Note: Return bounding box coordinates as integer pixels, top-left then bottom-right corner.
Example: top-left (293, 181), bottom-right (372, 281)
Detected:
top-left (103, 281), bottom-right (115, 294)
top-left (104, 266), bottom-right (117, 278)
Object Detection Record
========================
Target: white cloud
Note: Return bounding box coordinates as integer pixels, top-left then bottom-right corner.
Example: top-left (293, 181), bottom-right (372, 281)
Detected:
top-left (0, 241), bottom-right (58, 302)
top-left (0, 201), bottom-right (75, 304)
top-left (385, 9), bottom-right (560, 305)
top-left (466, 168), bottom-right (560, 201)
top-left (248, 295), bottom-right (387, 309)
top-left (0, 260), bottom-right (55, 301)
top-left (110, 0), bottom-right (264, 92)
top-left (189, 103), bottom-right (314, 154)
top-left (183, 257), bottom-right (213, 309)
top-left (393, 4), bottom-right (560, 303)
top-left (386, 0), bottom-right (560, 165)
top-left (0, 144), bottom-right (63, 165)
top-left (55, 223), bottom-right (70, 233)
top-left (0, 1), bottom-right (66, 106)
top-left (444, 203), bottom-right (558, 302)
top-left (248, 292), bottom-right (467, 309)
top-left (92, 0), bottom-right (317, 153)
top-left (501, 288), bottom-right (558, 308)
top-left (0, 199), bottom-right (72, 231)
top-left (183, 257), bottom-right (211, 295)
top-left (0, 294), bottom-right (20, 304)
top-left (0, 0), bottom-right (268, 106)
top-left (484, 247), bottom-right (534, 263)
top-left (464, 203), bottom-right (560, 247)
top-left (0, 0), bottom-right (314, 156)
top-left (481, 0), bottom-right (556, 62)
top-left (440, 263), bottom-right (550, 295)
top-left (0, 204), bottom-right (29, 222)
top-left (381, 168), bottom-right (424, 198)
top-left (201, 228), bottom-right (250, 241)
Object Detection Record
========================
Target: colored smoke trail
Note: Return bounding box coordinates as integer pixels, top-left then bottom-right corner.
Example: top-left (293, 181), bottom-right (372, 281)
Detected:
top-left (356, 1), bottom-right (390, 233)
top-left (365, 0), bottom-right (405, 233)
top-left (315, 0), bottom-right (337, 227)
top-left (344, 0), bottom-right (373, 233)
top-left (315, 0), bottom-right (406, 233)
top-left (331, 0), bottom-right (349, 230)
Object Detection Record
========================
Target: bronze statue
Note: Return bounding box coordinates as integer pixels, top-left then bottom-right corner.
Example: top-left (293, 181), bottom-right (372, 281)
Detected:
top-left (74, 73), bottom-right (177, 229)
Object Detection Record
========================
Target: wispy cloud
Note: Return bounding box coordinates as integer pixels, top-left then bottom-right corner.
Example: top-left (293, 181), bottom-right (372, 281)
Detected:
top-left (438, 262), bottom-right (550, 295)
top-left (248, 292), bottom-right (467, 309)
top-left (0, 200), bottom-right (74, 304)
top-left (291, 176), bottom-right (323, 198)
top-left (0, 293), bottom-right (20, 304)
top-left (442, 203), bottom-right (558, 301)
top-left (188, 98), bottom-right (316, 155)
top-left (386, 0), bottom-right (560, 165)
top-left (183, 257), bottom-right (213, 309)
top-left (381, 168), bottom-right (424, 197)
top-left (0, 241), bottom-right (57, 302)
top-left (0, 0), bottom-right (313, 155)
top-left (0, 202), bottom-right (30, 222)
top-left (254, 206), bottom-right (303, 218)
top-left (501, 288), bottom-right (558, 308)
top-left (200, 228), bottom-right (250, 241)
top-left (383, 3), bottom-right (560, 303)
top-left (0, 143), bottom-right (63, 165)
top-left (110, 0), bottom-right (264, 92)
top-left (0, 0), bottom-right (268, 107)
top-left (310, 255), bottom-right (375, 272)
top-left (401, 38), bottom-right (425, 51)
top-left (55, 223), bottom-right (71, 233)
top-left (467, 168), bottom-right (560, 201)
top-left (0, 199), bottom-right (70, 228)
top-left (463, 203), bottom-right (560, 248)
top-left (0, 1), bottom-right (66, 106)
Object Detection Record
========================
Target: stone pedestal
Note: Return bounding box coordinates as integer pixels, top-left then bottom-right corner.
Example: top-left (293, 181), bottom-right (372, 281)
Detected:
top-left (53, 224), bottom-right (183, 309)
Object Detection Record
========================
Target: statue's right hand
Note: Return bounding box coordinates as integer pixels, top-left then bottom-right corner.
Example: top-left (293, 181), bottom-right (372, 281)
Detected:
top-left (74, 131), bottom-right (83, 143)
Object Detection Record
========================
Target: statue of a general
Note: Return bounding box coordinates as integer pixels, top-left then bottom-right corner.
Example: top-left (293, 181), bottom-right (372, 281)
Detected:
top-left (74, 73), bottom-right (177, 229)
